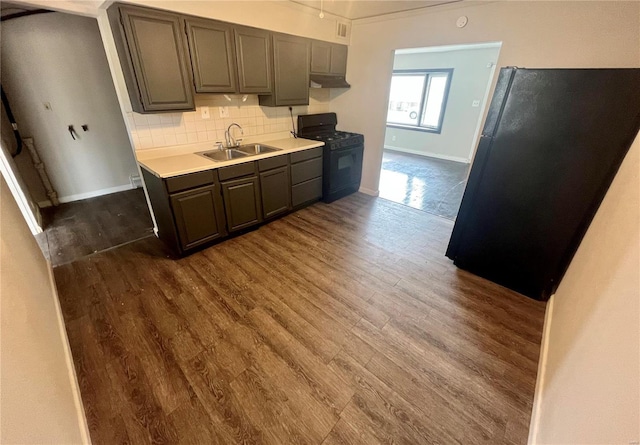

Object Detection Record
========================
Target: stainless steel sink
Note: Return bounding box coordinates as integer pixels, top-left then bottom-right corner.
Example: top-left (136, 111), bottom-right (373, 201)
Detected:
top-left (198, 149), bottom-right (248, 162)
top-left (235, 144), bottom-right (281, 155)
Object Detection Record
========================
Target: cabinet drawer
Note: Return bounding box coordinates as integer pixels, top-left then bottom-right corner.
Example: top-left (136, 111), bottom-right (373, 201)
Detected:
top-left (290, 157), bottom-right (322, 185)
top-left (290, 146), bottom-right (323, 164)
top-left (258, 155), bottom-right (288, 172)
top-left (218, 161), bottom-right (257, 181)
top-left (292, 177), bottom-right (322, 207)
top-left (165, 170), bottom-right (215, 193)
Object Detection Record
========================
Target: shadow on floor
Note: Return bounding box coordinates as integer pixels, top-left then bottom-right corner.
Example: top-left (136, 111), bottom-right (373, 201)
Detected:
top-left (379, 150), bottom-right (469, 220)
top-left (37, 188), bottom-right (154, 266)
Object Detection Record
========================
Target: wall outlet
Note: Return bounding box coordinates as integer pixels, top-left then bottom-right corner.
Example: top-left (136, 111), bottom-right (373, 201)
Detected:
top-left (219, 106), bottom-right (230, 118)
top-left (472, 100), bottom-right (481, 107)
top-left (201, 106), bottom-right (210, 119)
top-left (392, 135), bottom-right (396, 142)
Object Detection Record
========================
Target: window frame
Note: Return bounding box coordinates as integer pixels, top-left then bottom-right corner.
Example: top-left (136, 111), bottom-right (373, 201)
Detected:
top-left (386, 68), bottom-right (454, 134)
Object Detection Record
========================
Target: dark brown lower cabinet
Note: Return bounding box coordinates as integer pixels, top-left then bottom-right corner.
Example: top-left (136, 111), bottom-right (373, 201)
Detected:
top-left (260, 165), bottom-right (291, 219)
top-left (170, 184), bottom-right (227, 250)
top-left (142, 147), bottom-right (322, 255)
top-left (221, 176), bottom-right (263, 232)
top-left (141, 166), bottom-right (226, 255)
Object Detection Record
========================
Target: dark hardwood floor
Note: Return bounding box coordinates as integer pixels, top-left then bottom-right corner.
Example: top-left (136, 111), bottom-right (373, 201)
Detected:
top-left (55, 193), bottom-right (546, 445)
top-left (39, 188), bottom-right (153, 266)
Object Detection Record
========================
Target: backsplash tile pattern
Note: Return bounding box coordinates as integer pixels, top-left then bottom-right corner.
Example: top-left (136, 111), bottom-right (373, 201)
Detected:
top-left (127, 90), bottom-right (331, 150)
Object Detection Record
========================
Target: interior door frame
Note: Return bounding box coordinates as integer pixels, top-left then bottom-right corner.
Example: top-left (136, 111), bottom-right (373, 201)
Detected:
top-left (0, 143), bottom-right (42, 234)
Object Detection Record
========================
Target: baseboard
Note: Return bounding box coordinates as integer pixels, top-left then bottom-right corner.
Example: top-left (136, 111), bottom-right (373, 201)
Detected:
top-left (57, 183), bottom-right (135, 204)
top-left (528, 295), bottom-right (555, 445)
top-left (359, 186), bottom-right (379, 197)
top-left (47, 264), bottom-right (92, 444)
top-left (384, 145), bottom-right (470, 164)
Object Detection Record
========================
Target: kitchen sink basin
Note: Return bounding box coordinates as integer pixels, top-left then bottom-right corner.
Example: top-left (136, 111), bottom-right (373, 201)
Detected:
top-left (235, 144), bottom-right (281, 155)
top-left (198, 149), bottom-right (248, 162)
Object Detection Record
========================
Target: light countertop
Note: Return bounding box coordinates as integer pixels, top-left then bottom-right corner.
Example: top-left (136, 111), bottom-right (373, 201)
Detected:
top-left (137, 136), bottom-right (324, 179)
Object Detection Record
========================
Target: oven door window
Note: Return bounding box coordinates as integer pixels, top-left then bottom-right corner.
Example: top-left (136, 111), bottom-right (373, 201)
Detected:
top-left (330, 146), bottom-right (363, 193)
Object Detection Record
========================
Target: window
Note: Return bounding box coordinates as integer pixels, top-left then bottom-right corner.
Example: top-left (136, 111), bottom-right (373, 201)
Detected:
top-left (386, 69), bottom-right (452, 133)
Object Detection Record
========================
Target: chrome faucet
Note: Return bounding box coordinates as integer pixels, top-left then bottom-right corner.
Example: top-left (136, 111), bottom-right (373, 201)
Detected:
top-left (225, 123), bottom-right (243, 148)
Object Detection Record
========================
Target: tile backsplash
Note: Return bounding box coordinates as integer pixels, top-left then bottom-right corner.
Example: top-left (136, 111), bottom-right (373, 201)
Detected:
top-left (126, 89), bottom-right (331, 150)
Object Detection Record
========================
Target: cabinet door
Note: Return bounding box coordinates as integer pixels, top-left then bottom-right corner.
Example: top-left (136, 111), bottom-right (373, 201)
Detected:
top-left (330, 44), bottom-right (348, 75)
top-left (170, 184), bottom-right (226, 251)
top-left (221, 176), bottom-right (263, 232)
top-left (116, 5), bottom-right (194, 112)
top-left (310, 41), bottom-right (331, 74)
top-left (269, 33), bottom-right (310, 106)
top-left (185, 17), bottom-right (237, 93)
top-left (234, 27), bottom-right (272, 93)
top-left (260, 166), bottom-right (291, 219)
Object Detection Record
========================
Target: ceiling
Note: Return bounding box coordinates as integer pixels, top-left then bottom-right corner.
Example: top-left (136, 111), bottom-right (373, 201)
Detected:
top-left (289, 0), bottom-right (461, 20)
top-left (1, 0), bottom-right (461, 21)
top-left (0, 1), bottom-right (42, 18)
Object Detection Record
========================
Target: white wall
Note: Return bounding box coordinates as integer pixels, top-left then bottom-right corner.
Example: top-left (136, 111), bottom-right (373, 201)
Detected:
top-left (1, 12), bottom-right (139, 204)
top-left (384, 45), bottom-right (500, 162)
top-left (530, 135), bottom-right (640, 445)
top-left (333, 1), bottom-right (640, 194)
top-left (332, 1), bottom-right (640, 442)
top-left (0, 176), bottom-right (90, 444)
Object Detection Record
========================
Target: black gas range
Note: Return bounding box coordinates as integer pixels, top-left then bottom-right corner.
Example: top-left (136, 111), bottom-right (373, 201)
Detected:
top-left (297, 113), bottom-right (364, 203)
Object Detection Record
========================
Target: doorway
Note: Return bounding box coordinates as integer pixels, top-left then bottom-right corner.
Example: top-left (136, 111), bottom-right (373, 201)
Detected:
top-left (0, 8), bottom-right (153, 264)
top-left (379, 42), bottom-right (501, 220)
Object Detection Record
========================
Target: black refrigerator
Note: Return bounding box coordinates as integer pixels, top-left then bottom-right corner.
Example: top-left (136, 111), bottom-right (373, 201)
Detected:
top-left (446, 67), bottom-right (640, 301)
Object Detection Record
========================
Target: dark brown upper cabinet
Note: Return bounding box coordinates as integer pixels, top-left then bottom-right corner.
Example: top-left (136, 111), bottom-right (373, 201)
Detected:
top-left (184, 17), bottom-right (237, 93)
top-left (259, 33), bottom-right (310, 107)
top-left (330, 44), bottom-right (348, 75)
top-left (234, 26), bottom-right (272, 94)
top-left (108, 4), bottom-right (195, 113)
top-left (310, 40), bottom-right (348, 75)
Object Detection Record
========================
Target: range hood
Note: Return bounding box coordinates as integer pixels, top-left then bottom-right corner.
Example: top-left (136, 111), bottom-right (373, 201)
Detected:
top-left (309, 74), bottom-right (351, 89)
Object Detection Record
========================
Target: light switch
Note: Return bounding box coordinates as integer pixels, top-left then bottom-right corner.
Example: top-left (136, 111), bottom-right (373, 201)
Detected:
top-left (472, 100), bottom-right (481, 107)
top-left (219, 106), bottom-right (229, 118)
top-left (201, 106), bottom-right (210, 119)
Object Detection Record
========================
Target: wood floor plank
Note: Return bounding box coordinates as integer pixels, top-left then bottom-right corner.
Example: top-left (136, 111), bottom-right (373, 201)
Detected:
top-left (230, 366), bottom-right (314, 445)
top-left (245, 307), bottom-right (355, 414)
top-left (180, 350), bottom-right (266, 445)
top-left (168, 390), bottom-right (234, 445)
top-left (321, 417), bottom-right (383, 445)
top-left (55, 193), bottom-right (546, 445)
top-left (330, 351), bottom-right (467, 445)
top-left (252, 233), bottom-right (391, 329)
top-left (351, 318), bottom-right (510, 432)
top-left (106, 354), bottom-right (179, 444)
top-left (232, 235), bottom-right (362, 328)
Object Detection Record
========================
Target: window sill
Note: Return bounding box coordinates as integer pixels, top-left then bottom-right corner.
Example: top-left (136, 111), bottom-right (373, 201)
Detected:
top-left (386, 123), bottom-right (442, 134)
